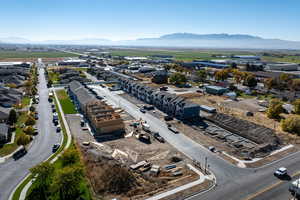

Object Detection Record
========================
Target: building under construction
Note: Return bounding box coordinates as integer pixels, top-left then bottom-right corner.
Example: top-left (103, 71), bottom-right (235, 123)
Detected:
top-left (69, 81), bottom-right (125, 138)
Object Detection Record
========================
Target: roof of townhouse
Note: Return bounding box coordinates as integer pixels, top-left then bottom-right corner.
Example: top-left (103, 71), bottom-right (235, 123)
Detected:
top-left (69, 80), bottom-right (84, 92)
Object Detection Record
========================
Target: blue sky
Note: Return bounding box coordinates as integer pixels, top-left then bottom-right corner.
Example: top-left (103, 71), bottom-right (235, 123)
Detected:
top-left (0, 0), bottom-right (299, 41)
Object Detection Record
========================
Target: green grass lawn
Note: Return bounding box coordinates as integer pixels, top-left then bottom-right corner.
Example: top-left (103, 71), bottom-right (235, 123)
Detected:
top-left (0, 112), bottom-right (28, 157)
top-left (0, 50), bottom-right (76, 59)
top-left (56, 90), bottom-right (77, 114)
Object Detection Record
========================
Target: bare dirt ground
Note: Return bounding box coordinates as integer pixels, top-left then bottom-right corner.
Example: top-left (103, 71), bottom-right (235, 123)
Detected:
top-left (66, 110), bottom-right (211, 200)
top-left (189, 94), bottom-right (300, 145)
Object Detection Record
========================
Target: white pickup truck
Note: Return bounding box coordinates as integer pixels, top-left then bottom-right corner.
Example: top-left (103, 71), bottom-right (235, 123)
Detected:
top-left (289, 178), bottom-right (300, 197)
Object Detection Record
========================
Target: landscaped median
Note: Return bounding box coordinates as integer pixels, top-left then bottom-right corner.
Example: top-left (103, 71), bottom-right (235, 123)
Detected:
top-left (10, 89), bottom-right (74, 200)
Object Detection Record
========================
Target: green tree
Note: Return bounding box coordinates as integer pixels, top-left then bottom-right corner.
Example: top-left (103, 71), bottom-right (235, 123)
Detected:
top-left (29, 162), bottom-right (55, 200)
top-left (51, 166), bottom-right (84, 200)
top-left (8, 109), bottom-right (17, 125)
top-left (196, 70), bottom-right (207, 82)
top-left (25, 115), bottom-right (36, 126)
top-left (267, 99), bottom-right (284, 119)
top-left (169, 72), bottom-right (187, 85)
top-left (244, 74), bottom-right (257, 87)
top-left (281, 116), bottom-right (300, 135)
top-left (61, 149), bottom-right (80, 167)
top-left (293, 99), bottom-right (300, 114)
top-left (16, 133), bottom-right (31, 146)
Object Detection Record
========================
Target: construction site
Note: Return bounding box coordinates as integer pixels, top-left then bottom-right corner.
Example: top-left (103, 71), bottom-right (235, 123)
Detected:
top-left (65, 107), bottom-right (213, 200)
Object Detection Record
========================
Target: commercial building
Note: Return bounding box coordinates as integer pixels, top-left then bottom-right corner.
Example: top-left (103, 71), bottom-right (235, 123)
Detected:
top-left (265, 63), bottom-right (299, 71)
top-left (0, 62), bottom-right (31, 68)
top-left (57, 59), bottom-right (87, 67)
top-left (205, 85), bottom-right (228, 95)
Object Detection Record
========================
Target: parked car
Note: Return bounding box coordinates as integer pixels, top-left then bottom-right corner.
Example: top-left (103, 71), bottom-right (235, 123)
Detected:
top-left (13, 147), bottom-right (27, 160)
top-left (52, 143), bottom-right (60, 153)
top-left (52, 108), bottom-right (56, 113)
top-left (208, 146), bottom-right (216, 152)
top-left (80, 120), bottom-right (85, 127)
top-left (164, 116), bottom-right (173, 121)
top-left (153, 132), bottom-right (165, 143)
top-left (56, 126), bottom-right (61, 132)
top-left (274, 167), bottom-right (287, 177)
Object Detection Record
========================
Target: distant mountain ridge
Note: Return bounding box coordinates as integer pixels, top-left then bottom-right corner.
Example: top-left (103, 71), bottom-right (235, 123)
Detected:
top-left (1, 33), bottom-right (300, 49)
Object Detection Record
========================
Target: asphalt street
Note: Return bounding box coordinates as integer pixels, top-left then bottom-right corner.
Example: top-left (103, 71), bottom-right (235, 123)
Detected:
top-left (91, 85), bottom-right (300, 200)
top-left (63, 50), bottom-right (300, 200)
top-left (0, 61), bottom-right (61, 200)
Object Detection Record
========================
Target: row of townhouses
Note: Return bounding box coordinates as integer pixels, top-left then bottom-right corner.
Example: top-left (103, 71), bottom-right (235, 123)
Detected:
top-left (118, 77), bottom-right (200, 120)
top-left (68, 81), bottom-right (124, 138)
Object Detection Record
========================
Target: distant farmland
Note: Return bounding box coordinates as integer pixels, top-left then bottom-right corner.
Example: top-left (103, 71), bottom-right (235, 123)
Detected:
top-left (0, 50), bottom-right (76, 59)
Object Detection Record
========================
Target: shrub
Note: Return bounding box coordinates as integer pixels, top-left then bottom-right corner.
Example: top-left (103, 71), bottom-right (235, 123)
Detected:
top-left (23, 126), bottom-right (36, 135)
top-left (293, 99), bottom-right (300, 114)
top-left (267, 99), bottom-right (284, 119)
top-left (16, 133), bottom-right (31, 146)
top-left (61, 149), bottom-right (79, 167)
top-left (281, 116), bottom-right (300, 135)
top-left (25, 115), bottom-right (36, 126)
top-left (8, 109), bottom-right (17, 125)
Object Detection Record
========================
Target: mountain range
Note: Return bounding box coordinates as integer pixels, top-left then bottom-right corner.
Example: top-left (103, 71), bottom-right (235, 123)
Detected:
top-left (1, 33), bottom-right (300, 49)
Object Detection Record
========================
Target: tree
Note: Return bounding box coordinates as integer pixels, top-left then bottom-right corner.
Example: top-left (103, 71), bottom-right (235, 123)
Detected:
top-left (243, 74), bottom-right (257, 87)
top-left (25, 115), bottom-right (36, 126)
top-left (47, 79), bottom-right (53, 88)
top-left (293, 99), bottom-right (300, 115)
top-left (169, 72), bottom-right (187, 85)
top-left (51, 166), bottom-right (84, 200)
top-left (232, 69), bottom-right (244, 84)
top-left (23, 126), bottom-right (35, 135)
top-left (291, 79), bottom-right (300, 91)
top-left (281, 116), bottom-right (300, 135)
top-left (267, 99), bottom-right (284, 119)
top-left (264, 78), bottom-right (277, 90)
top-left (196, 69), bottom-right (207, 82)
top-left (61, 149), bottom-right (80, 167)
top-left (16, 133), bottom-right (31, 146)
top-left (8, 109), bottom-right (17, 125)
top-left (214, 69), bottom-right (228, 81)
top-left (29, 162), bottom-right (55, 200)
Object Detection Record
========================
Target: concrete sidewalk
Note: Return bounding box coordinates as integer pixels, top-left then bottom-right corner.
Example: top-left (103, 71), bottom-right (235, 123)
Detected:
top-left (146, 164), bottom-right (213, 200)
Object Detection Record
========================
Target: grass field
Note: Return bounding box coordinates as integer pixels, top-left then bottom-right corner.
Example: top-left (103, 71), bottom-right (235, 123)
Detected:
top-left (109, 49), bottom-right (300, 63)
top-left (56, 90), bottom-right (77, 114)
top-left (0, 50), bottom-right (76, 59)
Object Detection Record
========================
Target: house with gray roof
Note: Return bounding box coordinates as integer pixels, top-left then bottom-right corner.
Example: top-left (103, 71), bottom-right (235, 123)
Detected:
top-left (0, 123), bottom-right (9, 143)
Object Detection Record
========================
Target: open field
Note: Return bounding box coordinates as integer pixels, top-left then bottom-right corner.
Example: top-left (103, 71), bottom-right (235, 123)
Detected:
top-left (56, 89), bottom-right (77, 114)
top-left (0, 50), bottom-right (76, 59)
top-left (109, 49), bottom-right (300, 63)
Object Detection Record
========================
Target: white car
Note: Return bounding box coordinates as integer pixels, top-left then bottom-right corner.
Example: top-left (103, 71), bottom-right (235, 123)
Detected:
top-left (274, 167), bottom-right (287, 177)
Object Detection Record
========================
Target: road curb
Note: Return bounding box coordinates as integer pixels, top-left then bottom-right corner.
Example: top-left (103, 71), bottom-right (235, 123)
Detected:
top-left (9, 86), bottom-right (72, 200)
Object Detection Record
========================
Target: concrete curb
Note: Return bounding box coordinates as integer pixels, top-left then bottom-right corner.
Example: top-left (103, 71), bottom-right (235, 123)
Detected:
top-left (10, 88), bottom-right (72, 200)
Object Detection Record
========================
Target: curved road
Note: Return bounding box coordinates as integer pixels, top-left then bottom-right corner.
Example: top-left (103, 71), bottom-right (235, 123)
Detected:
top-left (0, 62), bottom-right (61, 200)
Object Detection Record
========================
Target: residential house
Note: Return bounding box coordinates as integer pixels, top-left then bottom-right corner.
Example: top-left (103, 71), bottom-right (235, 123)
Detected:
top-left (0, 123), bottom-right (9, 143)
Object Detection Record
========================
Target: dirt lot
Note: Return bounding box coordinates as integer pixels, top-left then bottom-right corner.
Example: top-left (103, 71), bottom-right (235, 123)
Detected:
top-left (66, 110), bottom-right (210, 200)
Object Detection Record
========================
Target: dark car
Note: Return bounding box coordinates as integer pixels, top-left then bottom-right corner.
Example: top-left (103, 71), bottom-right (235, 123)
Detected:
top-left (56, 126), bottom-right (61, 132)
top-left (164, 116), bottom-right (173, 121)
top-left (53, 120), bottom-right (58, 126)
top-left (80, 120), bottom-right (85, 127)
top-left (168, 126), bottom-right (179, 134)
top-left (153, 132), bottom-right (165, 143)
top-left (52, 144), bottom-right (60, 153)
top-left (13, 147), bottom-right (27, 160)
top-left (48, 98), bottom-right (53, 102)
top-left (52, 108), bottom-right (56, 113)
top-left (140, 108), bottom-right (146, 113)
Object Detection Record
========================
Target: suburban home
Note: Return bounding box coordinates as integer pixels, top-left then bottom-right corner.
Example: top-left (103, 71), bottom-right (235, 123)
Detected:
top-left (0, 123), bottom-right (9, 143)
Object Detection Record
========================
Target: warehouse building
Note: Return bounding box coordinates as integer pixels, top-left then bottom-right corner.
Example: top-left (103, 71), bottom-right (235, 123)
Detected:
top-left (265, 63), bottom-right (299, 71)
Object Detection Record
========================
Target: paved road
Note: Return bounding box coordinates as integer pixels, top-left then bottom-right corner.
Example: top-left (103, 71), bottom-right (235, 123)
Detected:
top-left (62, 49), bottom-right (300, 200)
top-left (90, 85), bottom-right (300, 200)
top-left (0, 61), bottom-right (61, 200)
